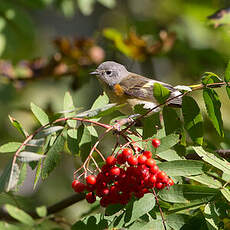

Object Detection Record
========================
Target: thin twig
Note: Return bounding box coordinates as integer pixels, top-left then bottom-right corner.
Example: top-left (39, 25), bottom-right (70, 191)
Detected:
top-left (152, 188), bottom-right (167, 230)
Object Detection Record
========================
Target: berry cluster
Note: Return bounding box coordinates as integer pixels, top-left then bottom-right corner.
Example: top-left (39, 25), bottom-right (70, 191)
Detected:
top-left (72, 139), bottom-right (174, 207)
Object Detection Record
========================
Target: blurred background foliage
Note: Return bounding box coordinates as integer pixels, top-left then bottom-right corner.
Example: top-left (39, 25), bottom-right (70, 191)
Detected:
top-left (1, 0), bottom-right (230, 225)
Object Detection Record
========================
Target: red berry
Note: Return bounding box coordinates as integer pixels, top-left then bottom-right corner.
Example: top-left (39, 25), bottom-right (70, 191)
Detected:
top-left (122, 148), bottom-right (133, 159)
top-left (145, 158), bottom-right (156, 167)
top-left (127, 156), bottom-right (138, 165)
top-left (150, 165), bottom-right (159, 174)
top-left (143, 151), bottom-right (152, 159)
top-left (110, 167), bottom-right (121, 176)
top-left (168, 178), bottom-right (174, 186)
top-left (102, 188), bottom-right (110, 196)
top-left (106, 156), bottom-right (117, 166)
top-left (157, 171), bottom-right (167, 181)
top-left (117, 153), bottom-right (125, 164)
top-left (86, 192), bottom-right (96, 203)
top-left (74, 182), bottom-right (85, 193)
top-left (86, 175), bottom-right (96, 185)
top-left (152, 138), bottom-right (161, 148)
top-left (72, 180), bottom-right (79, 189)
top-left (138, 154), bottom-right (147, 164)
top-left (155, 182), bottom-right (164, 190)
top-left (148, 174), bottom-right (157, 185)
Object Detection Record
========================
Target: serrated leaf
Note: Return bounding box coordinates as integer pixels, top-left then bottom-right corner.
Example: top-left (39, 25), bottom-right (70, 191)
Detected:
top-left (166, 214), bottom-right (189, 230)
top-left (158, 160), bottom-right (204, 176)
top-left (202, 72), bottom-right (222, 85)
top-left (143, 112), bottom-right (160, 139)
top-left (204, 203), bottom-right (219, 230)
top-left (36, 206), bottom-right (47, 217)
top-left (153, 82), bottom-right (170, 104)
top-left (31, 102), bottom-right (49, 126)
top-left (18, 151), bottom-right (45, 162)
top-left (42, 134), bottom-right (65, 179)
top-left (159, 184), bottom-right (218, 203)
top-left (156, 134), bottom-right (180, 154)
top-left (157, 149), bottom-right (182, 161)
top-left (6, 162), bottom-right (20, 192)
top-left (63, 91), bottom-right (76, 128)
top-left (182, 96), bottom-right (203, 145)
top-left (35, 126), bottom-right (64, 138)
top-left (193, 147), bottom-right (230, 174)
top-left (8, 115), bottom-right (27, 137)
top-left (203, 89), bottom-right (224, 137)
top-left (162, 107), bottom-right (182, 135)
top-left (188, 174), bottom-right (222, 188)
top-left (0, 142), bottom-right (22, 153)
top-left (5, 204), bottom-right (34, 226)
top-left (124, 193), bottom-right (155, 225)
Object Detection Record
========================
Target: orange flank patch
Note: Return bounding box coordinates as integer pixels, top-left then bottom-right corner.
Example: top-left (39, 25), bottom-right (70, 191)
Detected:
top-left (114, 84), bottom-right (124, 96)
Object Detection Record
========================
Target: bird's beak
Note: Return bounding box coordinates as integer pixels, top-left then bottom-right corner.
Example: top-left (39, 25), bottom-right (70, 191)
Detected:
top-left (90, 70), bottom-right (99, 75)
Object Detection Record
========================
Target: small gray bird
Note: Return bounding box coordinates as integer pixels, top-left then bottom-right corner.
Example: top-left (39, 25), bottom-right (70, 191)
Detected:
top-left (90, 61), bottom-right (182, 115)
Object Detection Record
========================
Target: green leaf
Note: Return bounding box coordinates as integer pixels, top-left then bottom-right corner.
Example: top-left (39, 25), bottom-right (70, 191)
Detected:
top-left (35, 126), bottom-right (64, 138)
top-left (156, 134), bottom-right (180, 154)
top-left (30, 102), bottom-right (49, 126)
top-left (0, 160), bottom-right (12, 193)
top-left (182, 96), bottom-right (203, 145)
top-left (0, 221), bottom-right (21, 230)
top-left (17, 163), bottom-right (27, 187)
top-left (226, 86), bottom-right (230, 99)
top-left (18, 151), bottom-right (45, 162)
top-left (158, 160), bottom-right (204, 176)
top-left (188, 174), bottom-right (222, 188)
top-left (33, 160), bottom-right (42, 190)
top-left (157, 149), bottom-right (182, 161)
top-left (202, 72), bottom-right (223, 85)
top-left (63, 91), bottom-right (76, 128)
top-left (105, 203), bottom-right (125, 216)
top-left (97, 0), bottom-right (116, 8)
top-left (8, 115), bottom-right (28, 137)
top-left (0, 142), bottom-right (22, 153)
top-left (124, 193), bottom-right (155, 225)
top-left (224, 60), bottom-right (230, 83)
top-left (221, 188), bottom-right (230, 202)
top-left (166, 214), bottom-right (189, 230)
top-left (159, 184), bottom-right (218, 203)
top-left (203, 88), bottom-right (224, 137)
top-left (36, 206), bottom-right (47, 217)
top-left (77, 0), bottom-right (95, 15)
top-left (193, 147), bottom-right (230, 174)
top-left (204, 203), bottom-right (219, 230)
top-left (5, 204), bottom-right (34, 226)
top-left (143, 112), bottom-right (161, 139)
top-left (91, 93), bottom-right (109, 109)
top-left (153, 83), bottom-right (170, 104)
top-left (6, 162), bottom-right (20, 192)
top-left (162, 107), bottom-right (182, 135)
top-left (42, 134), bottom-right (65, 179)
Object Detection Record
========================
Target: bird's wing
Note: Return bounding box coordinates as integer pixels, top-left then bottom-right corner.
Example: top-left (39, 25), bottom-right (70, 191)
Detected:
top-left (117, 73), bottom-right (181, 107)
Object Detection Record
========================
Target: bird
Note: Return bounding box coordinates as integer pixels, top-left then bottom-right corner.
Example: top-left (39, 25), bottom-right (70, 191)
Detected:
top-left (90, 61), bottom-right (182, 115)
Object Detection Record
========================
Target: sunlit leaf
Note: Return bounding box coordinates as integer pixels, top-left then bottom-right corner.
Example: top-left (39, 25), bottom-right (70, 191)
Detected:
top-left (63, 91), bottom-right (76, 128)
top-left (221, 188), bottom-right (230, 202)
top-left (156, 134), bottom-right (180, 154)
top-left (201, 72), bottom-right (223, 85)
top-left (31, 102), bottom-right (49, 126)
top-left (0, 142), bottom-right (22, 153)
top-left (8, 115), bottom-right (28, 137)
top-left (193, 147), bottom-right (230, 174)
top-left (6, 161), bottom-right (20, 192)
top-left (35, 126), bottom-right (64, 138)
top-left (18, 151), bottom-right (45, 162)
top-left (77, 0), bottom-right (95, 15)
top-left (153, 83), bottom-right (170, 104)
top-left (204, 203), bottom-right (219, 230)
top-left (188, 174), bottom-right (222, 188)
top-left (36, 206), bottom-right (47, 217)
top-left (158, 160), bottom-right (204, 176)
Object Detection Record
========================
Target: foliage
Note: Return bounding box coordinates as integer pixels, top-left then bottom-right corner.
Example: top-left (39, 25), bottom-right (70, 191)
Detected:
top-left (0, 1), bottom-right (230, 230)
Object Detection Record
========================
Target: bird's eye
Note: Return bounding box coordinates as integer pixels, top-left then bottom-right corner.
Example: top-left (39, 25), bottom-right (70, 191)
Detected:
top-left (105, 70), bottom-right (112, 75)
